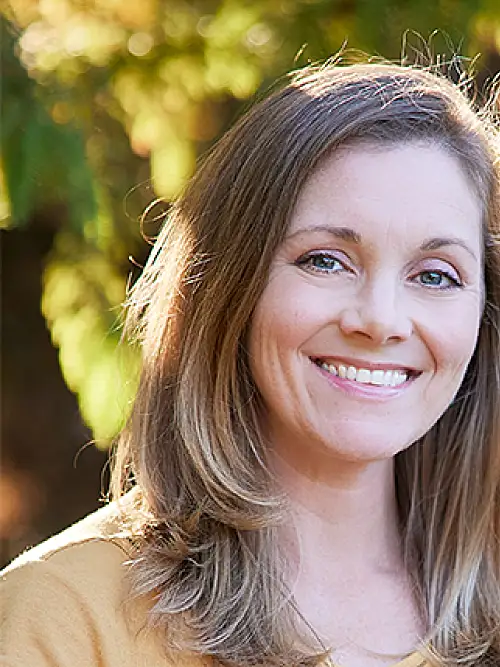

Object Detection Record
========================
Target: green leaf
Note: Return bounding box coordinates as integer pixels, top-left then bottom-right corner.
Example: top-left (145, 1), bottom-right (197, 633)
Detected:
top-left (42, 240), bottom-right (140, 442)
top-left (1, 19), bottom-right (97, 230)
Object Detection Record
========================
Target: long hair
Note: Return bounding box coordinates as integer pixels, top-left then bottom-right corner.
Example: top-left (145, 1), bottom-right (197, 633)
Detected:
top-left (112, 60), bottom-right (500, 667)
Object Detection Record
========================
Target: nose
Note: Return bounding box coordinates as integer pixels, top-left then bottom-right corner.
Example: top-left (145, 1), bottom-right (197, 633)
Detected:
top-left (338, 277), bottom-right (413, 345)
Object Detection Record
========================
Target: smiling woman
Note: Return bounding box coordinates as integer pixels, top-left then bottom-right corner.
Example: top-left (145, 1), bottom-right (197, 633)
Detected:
top-left (2, 60), bottom-right (500, 667)
top-left (250, 144), bottom-right (484, 467)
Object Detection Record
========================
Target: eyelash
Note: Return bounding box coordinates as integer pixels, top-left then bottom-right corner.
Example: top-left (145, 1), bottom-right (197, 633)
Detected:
top-left (295, 252), bottom-right (348, 274)
top-left (295, 252), bottom-right (464, 290)
top-left (409, 269), bottom-right (463, 290)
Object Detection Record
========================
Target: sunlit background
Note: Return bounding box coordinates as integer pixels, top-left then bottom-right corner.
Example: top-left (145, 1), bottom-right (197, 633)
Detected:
top-left (2, 0), bottom-right (500, 567)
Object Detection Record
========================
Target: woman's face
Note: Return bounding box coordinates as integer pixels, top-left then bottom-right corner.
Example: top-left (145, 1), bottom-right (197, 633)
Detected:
top-left (248, 142), bottom-right (484, 466)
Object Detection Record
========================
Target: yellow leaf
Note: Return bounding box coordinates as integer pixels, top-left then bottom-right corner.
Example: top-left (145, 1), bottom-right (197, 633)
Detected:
top-left (151, 139), bottom-right (195, 199)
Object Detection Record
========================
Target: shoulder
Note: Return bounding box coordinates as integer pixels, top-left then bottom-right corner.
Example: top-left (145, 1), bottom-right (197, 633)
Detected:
top-left (3, 499), bottom-right (131, 578)
top-left (1, 501), bottom-right (133, 618)
top-left (0, 500), bottom-right (179, 667)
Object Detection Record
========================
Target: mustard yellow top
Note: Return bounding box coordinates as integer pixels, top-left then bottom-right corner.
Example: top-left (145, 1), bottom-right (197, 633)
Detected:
top-left (0, 503), bottom-right (429, 667)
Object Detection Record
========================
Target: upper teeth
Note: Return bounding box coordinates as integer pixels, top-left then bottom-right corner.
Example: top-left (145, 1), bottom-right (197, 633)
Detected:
top-left (319, 362), bottom-right (408, 387)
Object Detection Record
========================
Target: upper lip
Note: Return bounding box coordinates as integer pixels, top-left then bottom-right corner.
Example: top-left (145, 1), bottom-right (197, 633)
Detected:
top-left (311, 356), bottom-right (422, 374)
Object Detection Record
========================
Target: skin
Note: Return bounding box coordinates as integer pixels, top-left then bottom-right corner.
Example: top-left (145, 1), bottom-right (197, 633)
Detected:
top-left (248, 142), bottom-right (484, 667)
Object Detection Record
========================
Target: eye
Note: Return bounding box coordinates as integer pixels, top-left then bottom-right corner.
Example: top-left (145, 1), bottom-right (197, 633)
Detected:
top-left (412, 269), bottom-right (462, 289)
top-left (296, 252), bottom-right (348, 275)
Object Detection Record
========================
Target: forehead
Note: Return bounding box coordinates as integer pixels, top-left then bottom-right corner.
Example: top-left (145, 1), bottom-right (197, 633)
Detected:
top-left (288, 141), bottom-right (482, 252)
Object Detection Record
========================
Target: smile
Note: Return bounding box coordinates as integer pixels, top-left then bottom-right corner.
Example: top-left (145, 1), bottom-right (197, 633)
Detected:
top-left (312, 359), bottom-right (418, 387)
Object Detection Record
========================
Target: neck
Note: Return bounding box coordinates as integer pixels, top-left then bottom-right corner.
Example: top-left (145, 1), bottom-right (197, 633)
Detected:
top-left (274, 452), bottom-right (404, 578)
top-left (270, 449), bottom-right (424, 659)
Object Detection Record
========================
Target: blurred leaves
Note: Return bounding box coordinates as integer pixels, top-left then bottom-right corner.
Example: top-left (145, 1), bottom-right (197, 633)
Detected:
top-left (1, 20), bottom-right (96, 228)
top-left (42, 235), bottom-right (140, 442)
top-left (2, 0), bottom-right (500, 443)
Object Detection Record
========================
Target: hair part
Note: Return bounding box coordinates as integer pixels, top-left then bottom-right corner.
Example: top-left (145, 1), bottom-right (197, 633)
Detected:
top-left (112, 59), bottom-right (500, 667)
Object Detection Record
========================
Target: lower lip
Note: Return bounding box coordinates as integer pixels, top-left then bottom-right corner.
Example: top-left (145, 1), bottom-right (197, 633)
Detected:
top-left (312, 360), bottom-right (416, 401)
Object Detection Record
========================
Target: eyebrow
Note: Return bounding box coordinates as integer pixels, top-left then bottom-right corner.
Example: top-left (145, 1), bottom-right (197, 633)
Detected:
top-left (286, 225), bottom-right (478, 261)
top-left (286, 225), bottom-right (362, 244)
top-left (419, 236), bottom-right (478, 260)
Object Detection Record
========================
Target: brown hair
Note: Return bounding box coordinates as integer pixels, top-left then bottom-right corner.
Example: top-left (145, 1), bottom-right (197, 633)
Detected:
top-left (112, 60), bottom-right (500, 666)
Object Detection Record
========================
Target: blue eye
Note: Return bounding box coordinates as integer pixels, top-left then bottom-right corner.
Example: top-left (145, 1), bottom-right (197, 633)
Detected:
top-left (414, 270), bottom-right (461, 289)
top-left (296, 252), bottom-right (346, 274)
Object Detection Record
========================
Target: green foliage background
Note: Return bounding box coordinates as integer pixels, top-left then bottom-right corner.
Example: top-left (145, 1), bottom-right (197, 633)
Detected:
top-left (2, 0), bottom-right (500, 443)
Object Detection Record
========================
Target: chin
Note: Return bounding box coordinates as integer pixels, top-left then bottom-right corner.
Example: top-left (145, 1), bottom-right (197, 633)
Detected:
top-left (313, 424), bottom-right (421, 464)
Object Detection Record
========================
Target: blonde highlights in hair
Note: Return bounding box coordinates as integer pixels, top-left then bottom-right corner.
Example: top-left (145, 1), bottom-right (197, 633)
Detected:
top-left (112, 60), bottom-right (500, 666)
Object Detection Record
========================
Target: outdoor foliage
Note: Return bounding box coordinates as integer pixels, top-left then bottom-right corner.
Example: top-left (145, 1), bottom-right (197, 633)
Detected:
top-left (2, 0), bottom-right (500, 442)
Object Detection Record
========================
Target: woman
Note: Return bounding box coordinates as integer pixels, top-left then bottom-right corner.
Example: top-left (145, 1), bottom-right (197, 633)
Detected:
top-left (2, 60), bottom-right (500, 667)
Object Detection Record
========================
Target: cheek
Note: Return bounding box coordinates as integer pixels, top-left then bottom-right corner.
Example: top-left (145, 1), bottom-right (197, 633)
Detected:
top-left (249, 281), bottom-right (332, 361)
top-left (249, 297), bottom-right (301, 374)
top-left (425, 301), bottom-right (481, 378)
top-left (247, 281), bottom-right (321, 396)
